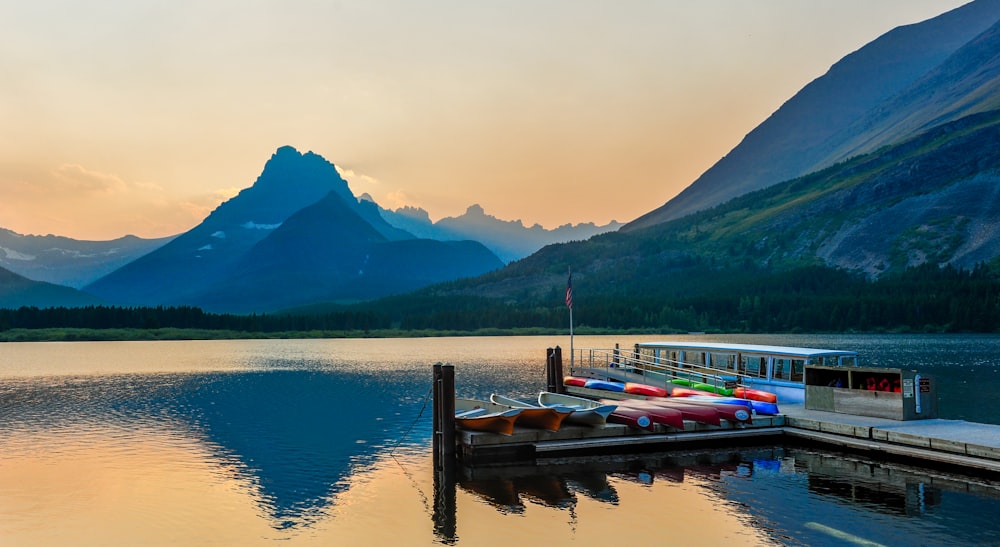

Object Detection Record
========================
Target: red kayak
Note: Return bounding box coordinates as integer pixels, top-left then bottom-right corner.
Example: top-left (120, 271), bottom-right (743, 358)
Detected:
top-left (634, 399), bottom-right (722, 426)
top-left (603, 404), bottom-right (654, 431)
top-left (733, 387), bottom-right (778, 403)
top-left (624, 382), bottom-right (669, 397)
top-left (605, 399), bottom-right (684, 430)
top-left (657, 398), bottom-right (752, 424)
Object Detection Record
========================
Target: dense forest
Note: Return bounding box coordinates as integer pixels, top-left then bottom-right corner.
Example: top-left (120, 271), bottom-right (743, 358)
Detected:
top-left (2, 261), bottom-right (998, 337)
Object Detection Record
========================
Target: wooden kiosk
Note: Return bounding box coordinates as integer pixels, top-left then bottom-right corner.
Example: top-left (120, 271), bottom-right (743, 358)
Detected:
top-left (804, 365), bottom-right (937, 420)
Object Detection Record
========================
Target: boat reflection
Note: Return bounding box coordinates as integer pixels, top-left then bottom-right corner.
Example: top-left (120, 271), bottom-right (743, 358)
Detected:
top-left (448, 445), bottom-right (1000, 523)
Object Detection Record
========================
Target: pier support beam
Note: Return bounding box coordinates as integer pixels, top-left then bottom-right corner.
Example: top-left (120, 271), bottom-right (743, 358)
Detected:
top-left (432, 363), bottom-right (456, 470)
top-left (546, 346), bottom-right (564, 394)
top-left (431, 363), bottom-right (457, 543)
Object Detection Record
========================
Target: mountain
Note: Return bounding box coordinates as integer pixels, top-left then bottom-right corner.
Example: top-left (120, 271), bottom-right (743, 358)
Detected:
top-left (626, 0), bottom-right (1000, 230)
top-left (0, 266), bottom-right (105, 309)
top-left (375, 201), bottom-right (622, 263)
top-left (85, 146), bottom-right (369, 306)
top-left (0, 229), bottom-right (173, 288)
top-left (415, 5), bottom-right (1000, 310)
top-left (190, 191), bottom-right (502, 312)
top-left (416, 108), bottom-right (1000, 320)
top-left (84, 146), bottom-right (502, 313)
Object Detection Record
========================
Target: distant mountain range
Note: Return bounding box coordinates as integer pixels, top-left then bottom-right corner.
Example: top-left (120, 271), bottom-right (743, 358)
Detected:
top-left (0, 146), bottom-right (618, 311)
top-left (0, 229), bottom-right (173, 288)
top-left (427, 0), bottom-right (1000, 303)
top-left (376, 202), bottom-right (621, 263)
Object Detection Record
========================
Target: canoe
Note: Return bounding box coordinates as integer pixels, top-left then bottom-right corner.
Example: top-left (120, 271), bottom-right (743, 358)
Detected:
top-left (602, 399), bottom-right (684, 429)
top-left (584, 379), bottom-right (625, 392)
top-left (605, 405), bottom-right (654, 430)
top-left (489, 394), bottom-right (572, 431)
top-left (623, 398), bottom-right (721, 426)
top-left (454, 398), bottom-right (523, 435)
top-left (624, 382), bottom-right (669, 397)
top-left (733, 387), bottom-right (778, 403)
top-left (538, 391), bottom-right (617, 426)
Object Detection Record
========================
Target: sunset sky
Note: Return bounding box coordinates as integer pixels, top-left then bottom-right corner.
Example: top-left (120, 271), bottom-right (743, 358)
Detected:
top-left (1, 0), bottom-right (971, 240)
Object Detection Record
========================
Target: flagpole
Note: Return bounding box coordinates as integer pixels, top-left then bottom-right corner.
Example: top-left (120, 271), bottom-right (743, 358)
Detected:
top-left (566, 267), bottom-right (574, 369)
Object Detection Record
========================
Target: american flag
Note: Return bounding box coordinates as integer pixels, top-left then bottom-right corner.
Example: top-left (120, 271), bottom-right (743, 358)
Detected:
top-left (565, 268), bottom-right (573, 309)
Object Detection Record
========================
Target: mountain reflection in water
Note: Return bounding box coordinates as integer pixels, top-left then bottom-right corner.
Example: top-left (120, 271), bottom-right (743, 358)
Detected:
top-left (0, 368), bottom-right (433, 531)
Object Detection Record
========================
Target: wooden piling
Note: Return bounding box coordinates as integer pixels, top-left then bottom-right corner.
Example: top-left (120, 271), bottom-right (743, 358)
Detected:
top-left (433, 362), bottom-right (456, 470)
top-left (545, 346), bottom-right (564, 394)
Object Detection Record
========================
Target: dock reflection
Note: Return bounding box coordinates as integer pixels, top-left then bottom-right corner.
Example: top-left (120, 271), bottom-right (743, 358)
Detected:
top-left (433, 444), bottom-right (1000, 541)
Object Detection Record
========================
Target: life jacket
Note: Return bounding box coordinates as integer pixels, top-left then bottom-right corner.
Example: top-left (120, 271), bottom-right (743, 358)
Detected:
top-left (878, 377), bottom-right (892, 392)
top-left (865, 377), bottom-right (876, 391)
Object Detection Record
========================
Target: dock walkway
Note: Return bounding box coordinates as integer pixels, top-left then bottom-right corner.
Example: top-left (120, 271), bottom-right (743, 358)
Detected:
top-left (782, 404), bottom-right (1000, 473)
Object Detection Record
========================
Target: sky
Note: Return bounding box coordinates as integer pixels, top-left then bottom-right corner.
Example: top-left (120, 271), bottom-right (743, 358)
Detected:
top-left (0, 0), bottom-right (973, 241)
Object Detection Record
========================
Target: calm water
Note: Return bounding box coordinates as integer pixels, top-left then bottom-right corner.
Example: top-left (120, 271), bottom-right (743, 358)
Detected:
top-left (2, 334), bottom-right (1000, 545)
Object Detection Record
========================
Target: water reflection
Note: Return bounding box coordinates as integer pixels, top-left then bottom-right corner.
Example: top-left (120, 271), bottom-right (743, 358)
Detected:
top-left (445, 447), bottom-right (1000, 546)
top-left (0, 369), bottom-right (434, 533)
top-left (5, 336), bottom-right (1000, 545)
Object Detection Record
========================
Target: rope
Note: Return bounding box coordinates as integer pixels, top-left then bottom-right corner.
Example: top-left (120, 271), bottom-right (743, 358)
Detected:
top-left (390, 382), bottom-right (434, 458)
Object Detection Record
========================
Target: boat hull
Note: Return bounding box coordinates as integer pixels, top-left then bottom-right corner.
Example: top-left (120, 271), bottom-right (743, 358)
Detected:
top-left (538, 391), bottom-right (617, 426)
top-left (489, 394), bottom-right (571, 431)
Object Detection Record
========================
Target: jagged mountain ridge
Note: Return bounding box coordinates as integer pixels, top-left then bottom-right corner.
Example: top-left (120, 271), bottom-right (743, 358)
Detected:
top-left (83, 147), bottom-right (503, 313)
top-left (374, 201), bottom-right (622, 263)
top-left (626, 0), bottom-right (1000, 230)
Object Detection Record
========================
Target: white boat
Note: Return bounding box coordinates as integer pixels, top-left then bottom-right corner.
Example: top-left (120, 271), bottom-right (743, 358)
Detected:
top-left (537, 391), bottom-right (617, 426)
top-left (573, 341), bottom-right (859, 404)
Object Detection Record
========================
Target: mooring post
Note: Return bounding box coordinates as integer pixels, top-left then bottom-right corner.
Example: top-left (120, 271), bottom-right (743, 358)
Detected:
top-left (432, 363), bottom-right (442, 469)
top-left (431, 363), bottom-right (457, 543)
top-left (553, 346), bottom-right (564, 394)
top-left (545, 347), bottom-right (555, 393)
top-left (437, 363), bottom-right (455, 466)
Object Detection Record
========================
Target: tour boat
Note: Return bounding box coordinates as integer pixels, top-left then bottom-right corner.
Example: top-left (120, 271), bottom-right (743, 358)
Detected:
top-left (572, 341), bottom-right (859, 404)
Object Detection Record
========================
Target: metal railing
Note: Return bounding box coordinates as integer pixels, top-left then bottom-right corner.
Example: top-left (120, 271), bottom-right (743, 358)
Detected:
top-left (570, 347), bottom-right (741, 393)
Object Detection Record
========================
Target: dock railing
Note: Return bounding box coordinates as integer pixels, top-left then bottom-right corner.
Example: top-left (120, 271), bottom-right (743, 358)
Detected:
top-left (570, 347), bottom-right (740, 394)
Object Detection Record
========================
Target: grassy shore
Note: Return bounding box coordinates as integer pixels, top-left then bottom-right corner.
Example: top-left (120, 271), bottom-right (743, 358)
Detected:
top-left (0, 326), bottom-right (675, 342)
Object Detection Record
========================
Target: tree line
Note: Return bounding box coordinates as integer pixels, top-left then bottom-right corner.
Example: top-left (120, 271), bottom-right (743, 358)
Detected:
top-left (1, 262), bottom-right (998, 335)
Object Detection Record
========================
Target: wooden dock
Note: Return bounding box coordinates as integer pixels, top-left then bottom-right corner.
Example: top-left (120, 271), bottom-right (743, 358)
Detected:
top-left (433, 360), bottom-right (1000, 475)
top-left (455, 397), bottom-right (1000, 474)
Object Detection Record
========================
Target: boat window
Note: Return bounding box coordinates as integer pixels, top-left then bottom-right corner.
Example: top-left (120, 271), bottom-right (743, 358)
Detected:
top-left (740, 356), bottom-right (766, 378)
top-left (710, 352), bottom-right (736, 371)
top-left (773, 358), bottom-right (791, 380)
top-left (791, 359), bottom-right (805, 382)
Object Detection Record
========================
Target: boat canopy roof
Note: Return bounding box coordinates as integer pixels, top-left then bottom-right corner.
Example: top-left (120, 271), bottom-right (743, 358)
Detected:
top-left (635, 341), bottom-right (857, 359)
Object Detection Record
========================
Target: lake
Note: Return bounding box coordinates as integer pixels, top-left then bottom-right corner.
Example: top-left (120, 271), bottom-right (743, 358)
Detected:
top-left (2, 334), bottom-right (1000, 545)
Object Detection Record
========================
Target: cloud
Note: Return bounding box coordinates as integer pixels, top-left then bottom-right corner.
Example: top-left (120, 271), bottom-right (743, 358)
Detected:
top-left (0, 163), bottom-right (235, 240)
top-left (51, 164), bottom-right (128, 194)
